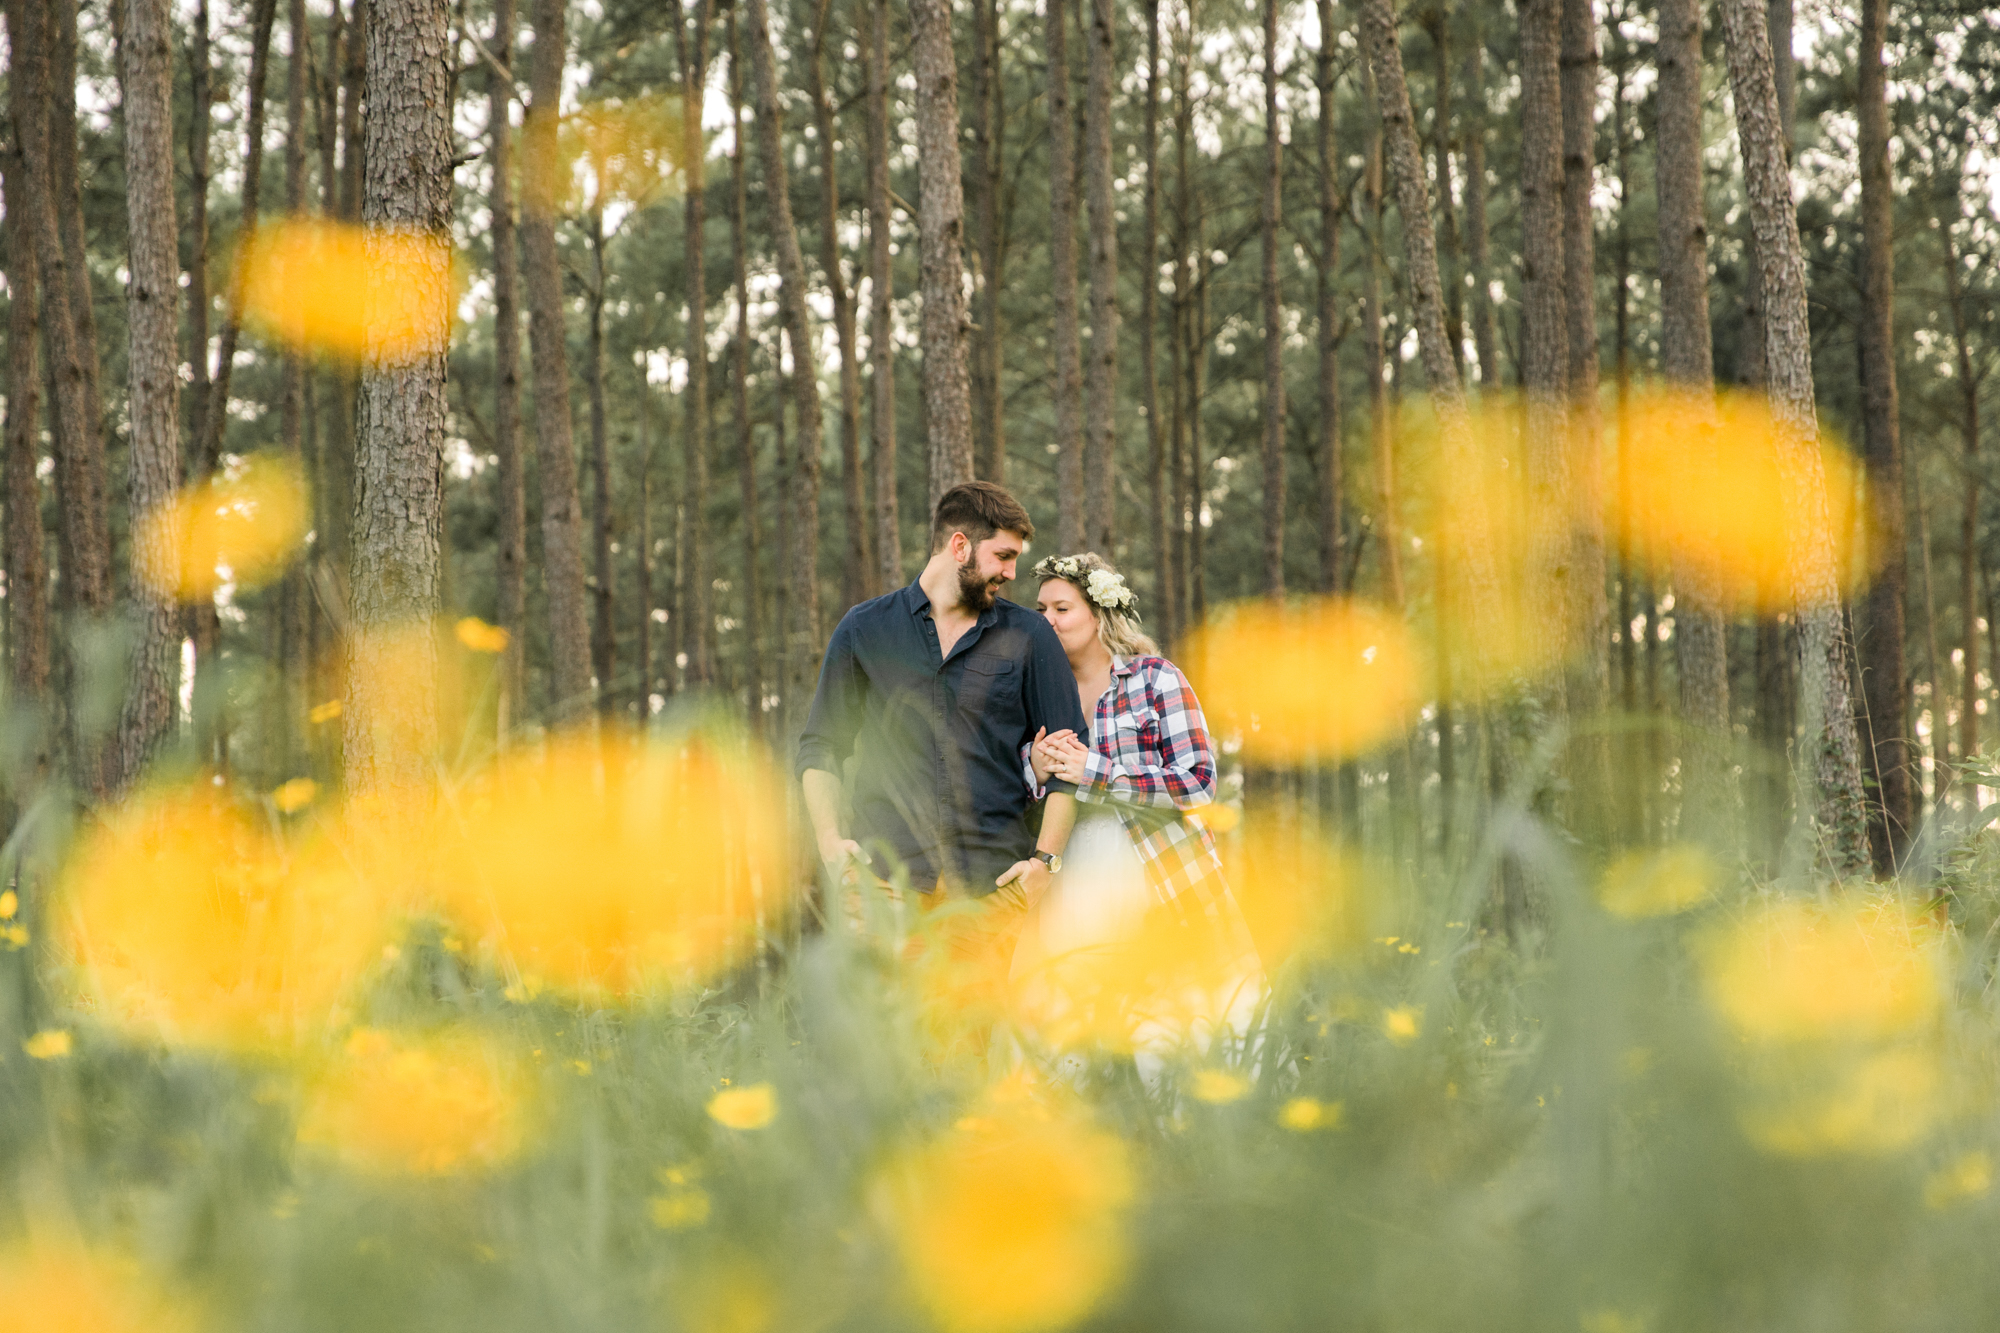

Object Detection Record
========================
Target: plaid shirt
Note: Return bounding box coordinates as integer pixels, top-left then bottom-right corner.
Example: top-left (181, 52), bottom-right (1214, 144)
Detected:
top-left (1029, 656), bottom-right (1247, 941)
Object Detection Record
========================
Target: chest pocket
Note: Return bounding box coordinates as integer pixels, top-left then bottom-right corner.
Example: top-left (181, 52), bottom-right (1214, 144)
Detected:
top-left (957, 656), bottom-right (1020, 716)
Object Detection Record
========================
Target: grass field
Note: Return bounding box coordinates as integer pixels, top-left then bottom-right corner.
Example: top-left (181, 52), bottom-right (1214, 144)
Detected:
top-left (4, 717), bottom-right (1999, 1333)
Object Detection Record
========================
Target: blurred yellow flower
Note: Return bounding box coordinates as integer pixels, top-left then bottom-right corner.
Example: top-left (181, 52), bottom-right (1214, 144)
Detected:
top-left (1924, 1150), bottom-right (1992, 1210)
top-left (528, 95), bottom-right (690, 214)
top-left (236, 218), bottom-right (456, 362)
top-left (1278, 1097), bottom-right (1341, 1131)
top-left (1740, 1046), bottom-right (1944, 1158)
top-left (440, 731), bottom-right (786, 998)
top-left (1190, 1069), bottom-right (1248, 1104)
top-left (455, 617), bottom-right (511, 653)
top-left (271, 778), bottom-right (317, 814)
top-left (0, 1241), bottom-right (197, 1333)
top-left (133, 454), bottom-right (309, 603)
top-left (1224, 823), bottom-right (1371, 970)
top-left (650, 1187), bottom-right (712, 1229)
top-left (674, 1257), bottom-right (777, 1333)
top-left (707, 1083), bottom-right (777, 1130)
top-left (297, 1026), bottom-right (532, 1176)
top-left (1383, 1006), bottom-right (1422, 1045)
top-left (1700, 898), bottom-right (1942, 1045)
top-left (308, 700), bottom-right (343, 724)
top-left (0, 888), bottom-right (16, 918)
top-left (1610, 388), bottom-right (1871, 615)
top-left (1596, 845), bottom-right (1719, 919)
top-left (1182, 802), bottom-right (1240, 835)
top-left (878, 1107), bottom-right (1133, 1333)
top-left (55, 787), bottom-right (385, 1052)
top-left (23, 1029), bottom-right (72, 1060)
top-left (1180, 597), bottom-right (1422, 764)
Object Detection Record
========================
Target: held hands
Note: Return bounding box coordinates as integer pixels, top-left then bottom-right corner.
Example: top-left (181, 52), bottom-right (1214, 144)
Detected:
top-left (1032, 729), bottom-right (1092, 787)
top-left (818, 834), bottom-right (869, 886)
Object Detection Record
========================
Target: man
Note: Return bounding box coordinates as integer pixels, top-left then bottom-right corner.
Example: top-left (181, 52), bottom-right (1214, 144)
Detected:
top-left (798, 482), bottom-right (1087, 928)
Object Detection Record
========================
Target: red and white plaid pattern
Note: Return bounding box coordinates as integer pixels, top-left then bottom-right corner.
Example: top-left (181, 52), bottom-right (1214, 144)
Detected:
top-left (1028, 657), bottom-right (1250, 946)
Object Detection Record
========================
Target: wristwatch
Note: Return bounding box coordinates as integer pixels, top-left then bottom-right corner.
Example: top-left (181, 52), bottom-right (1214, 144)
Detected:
top-left (1033, 850), bottom-right (1063, 874)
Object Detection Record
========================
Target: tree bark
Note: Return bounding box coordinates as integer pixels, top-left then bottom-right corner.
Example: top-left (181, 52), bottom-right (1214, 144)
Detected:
top-left (587, 210), bottom-right (616, 715)
top-left (673, 0), bottom-right (720, 687)
top-left (1423, 9), bottom-right (1464, 382)
top-left (1082, 0), bottom-right (1119, 555)
top-left (323, 0), bottom-right (362, 583)
top-left (1854, 0), bottom-right (1910, 871)
top-left (187, 0), bottom-right (214, 478)
top-left (746, 0), bottom-right (826, 721)
top-left (276, 0), bottom-right (311, 775)
top-left (1049, 0), bottom-right (1085, 553)
top-left (1462, 16), bottom-right (1496, 387)
top-left (968, 0), bottom-right (1005, 482)
top-left (2, 103), bottom-right (50, 716)
top-left (1654, 0), bottom-right (1735, 847)
top-left (1360, 61), bottom-right (1395, 606)
top-left (907, 0), bottom-right (973, 517)
top-left (49, 0), bottom-right (105, 508)
top-left (1258, 0), bottom-right (1284, 598)
top-left (862, 0), bottom-right (901, 592)
top-left (343, 0), bottom-right (452, 791)
top-left (1167, 17), bottom-right (1191, 639)
top-left (805, 0), bottom-right (870, 607)
top-left (1142, 0), bottom-right (1171, 632)
top-left (1940, 201), bottom-right (1979, 812)
top-left (1314, 0), bottom-right (1341, 599)
top-left (521, 0), bottom-right (594, 726)
top-left (113, 0), bottom-right (186, 794)
top-left (728, 2), bottom-right (767, 732)
top-left (489, 0), bottom-right (526, 728)
top-left (636, 392), bottom-right (653, 712)
top-left (1720, 0), bottom-right (1868, 872)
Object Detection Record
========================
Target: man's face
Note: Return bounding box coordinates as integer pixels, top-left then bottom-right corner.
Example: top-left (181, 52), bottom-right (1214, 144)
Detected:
top-left (954, 530), bottom-right (1026, 612)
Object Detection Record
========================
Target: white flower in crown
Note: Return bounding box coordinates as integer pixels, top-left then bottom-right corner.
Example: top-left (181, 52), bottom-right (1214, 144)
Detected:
top-left (1085, 567), bottom-right (1135, 611)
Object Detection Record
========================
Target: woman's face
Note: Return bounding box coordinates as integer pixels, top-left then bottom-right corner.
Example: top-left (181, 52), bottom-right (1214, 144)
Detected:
top-left (1036, 579), bottom-right (1100, 658)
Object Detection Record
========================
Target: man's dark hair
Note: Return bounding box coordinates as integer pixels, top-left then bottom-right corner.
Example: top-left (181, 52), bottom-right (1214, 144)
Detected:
top-left (930, 481), bottom-right (1035, 552)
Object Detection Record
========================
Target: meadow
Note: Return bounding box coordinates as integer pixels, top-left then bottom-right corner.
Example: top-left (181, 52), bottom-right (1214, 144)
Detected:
top-left (3, 702), bottom-right (1998, 1333)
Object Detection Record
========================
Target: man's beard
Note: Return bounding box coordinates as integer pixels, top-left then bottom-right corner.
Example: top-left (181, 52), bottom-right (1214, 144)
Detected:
top-left (957, 557), bottom-right (1003, 613)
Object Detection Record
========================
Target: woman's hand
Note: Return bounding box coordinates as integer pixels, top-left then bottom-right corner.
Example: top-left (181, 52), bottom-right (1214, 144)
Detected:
top-left (1037, 732), bottom-right (1092, 786)
top-left (1028, 726), bottom-right (1054, 787)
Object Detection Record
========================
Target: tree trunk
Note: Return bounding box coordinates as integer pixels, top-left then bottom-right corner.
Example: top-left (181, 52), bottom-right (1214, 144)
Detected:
top-left (521, 0), bottom-right (594, 726)
top-left (1940, 203), bottom-right (1979, 810)
top-left (1360, 63), bottom-right (1395, 606)
top-left (1082, 0), bottom-right (1119, 555)
top-left (2, 112), bottom-right (50, 718)
top-left (862, 0), bottom-right (900, 592)
top-left (344, 0), bottom-right (452, 791)
top-left (746, 0), bottom-right (826, 722)
top-left (1462, 16), bottom-right (1496, 387)
top-left (1313, 0), bottom-right (1341, 600)
top-left (275, 0), bottom-right (310, 776)
top-left (113, 0), bottom-right (185, 794)
top-left (1168, 20), bottom-right (1191, 640)
top-left (1720, 0), bottom-right (1868, 872)
top-left (677, 1), bottom-right (719, 684)
top-left (805, 0), bottom-right (870, 608)
top-left (1854, 0), bottom-right (1910, 871)
top-left (907, 0), bottom-right (973, 517)
top-left (49, 0), bottom-right (105, 507)
top-left (1257, 0), bottom-right (1284, 599)
top-left (1048, 0), bottom-right (1085, 553)
top-left (489, 0), bottom-right (526, 729)
top-left (322, 0), bottom-right (362, 584)
top-left (1423, 9), bottom-right (1463, 383)
top-left (187, 0), bottom-right (213, 479)
top-left (968, 0), bottom-right (1005, 482)
top-left (1142, 0), bottom-right (1170, 634)
top-left (587, 210), bottom-right (616, 716)
top-left (1915, 468), bottom-right (1944, 810)
top-left (1654, 0), bottom-right (1733, 848)
top-left (728, 2), bottom-right (767, 733)
top-left (636, 399), bottom-right (653, 714)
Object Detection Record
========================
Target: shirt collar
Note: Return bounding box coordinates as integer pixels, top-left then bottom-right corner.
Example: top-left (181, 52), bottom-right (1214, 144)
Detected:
top-left (905, 578), bottom-right (1000, 629)
top-left (1110, 655), bottom-right (1139, 678)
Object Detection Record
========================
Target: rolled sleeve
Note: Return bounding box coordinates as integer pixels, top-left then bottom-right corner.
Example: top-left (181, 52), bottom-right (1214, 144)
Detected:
top-left (795, 615), bottom-right (863, 778)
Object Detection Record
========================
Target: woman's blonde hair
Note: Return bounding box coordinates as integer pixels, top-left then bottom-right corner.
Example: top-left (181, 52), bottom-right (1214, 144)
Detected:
top-left (1032, 552), bottom-right (1158, 659)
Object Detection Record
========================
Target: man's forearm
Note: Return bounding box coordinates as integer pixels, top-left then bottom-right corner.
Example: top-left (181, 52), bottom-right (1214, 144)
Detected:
top-left (801, 768), bottom-right (848, 849)
top-left (1037, 792), bottom-right (1080, 857)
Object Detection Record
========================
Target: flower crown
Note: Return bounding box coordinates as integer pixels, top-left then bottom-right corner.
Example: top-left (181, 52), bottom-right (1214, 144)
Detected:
top-left (1033, 555), bottom-right (1139, 614)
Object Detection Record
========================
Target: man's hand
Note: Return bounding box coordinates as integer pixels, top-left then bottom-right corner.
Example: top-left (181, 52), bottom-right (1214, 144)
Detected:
top-left (818, 834), bottom-right (869, 885)
top-left (995, 857), bottom-right (1052, 906)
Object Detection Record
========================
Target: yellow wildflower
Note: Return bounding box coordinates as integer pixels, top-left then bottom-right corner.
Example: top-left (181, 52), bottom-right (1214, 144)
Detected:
top-left (23, 1029), bottom-right (72, 1060)
top-left (1278, 1097), bottom-right (1342, 1131)
top-left (271, 778), bottom-right (317, 814)
top-left (0, 888), bottom-right (16, 918)
top-left (133, 453), bottom-right (310, 603)
top-left (308, 700), bottom-right (343, 724)
top-left (237, 218), bottom-right (457, 362)
top-left (650, 1187), bottom-right (713, 1230)
top-left (1700, 898), bottom-right (1941, 1045)
top-left (1190, 1069), bottom-right (1248, 1104)
top-left (1383, 1006), bottom-right (1422, 1045)
top-left (297, 1026), bottom-right (533, 1176)
top-left (1597, 845), bottom-right (1718, 919)
top-left (455, 617), bottom-right (511, 654)
top-left (1924, 1151), bottom-right (1993, 1210)
top-left (707, 1083), bottom-right (777, 1130)
top-left (0, 1241), bottom-right (197, 1333)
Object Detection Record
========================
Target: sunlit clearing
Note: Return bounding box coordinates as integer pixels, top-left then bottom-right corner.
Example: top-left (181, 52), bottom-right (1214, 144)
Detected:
top-left (296, 1026), bottom-right (533, 1176)
top-left (134, 453), bottom-right (308, 603)
top-left (236, 218), bottom-right (456, 362)
top-left (1223, 821), bottom-right (1371, 973)
top-left (524, 95), bottom-right (689, 214)
top-left (1181, 598), bottom-right (1421, 764)
top-left (439, 731), bottom-right (786, 999)
top-left (55, 787), bottom-right (386, 1053)
top-left (1596, 844), bottom-right (1719, 918)
top-left (0, 1241), bottom-right (198, 1333)
top-left (1611, 388), bottom-right (1872, 615)
top-left (877, 1103), bottom-right (1133, 1333)
top-left (1700, 897), bottom-right (1943, 1045)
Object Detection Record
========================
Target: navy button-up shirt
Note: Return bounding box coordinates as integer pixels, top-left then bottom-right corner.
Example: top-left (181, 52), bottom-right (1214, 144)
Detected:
top-left (796, 580), bottom-right (1089, 893)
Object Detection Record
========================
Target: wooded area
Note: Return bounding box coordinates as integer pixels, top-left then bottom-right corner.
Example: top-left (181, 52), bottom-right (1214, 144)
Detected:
top-left (0, 0), bottom-right (1996, 884)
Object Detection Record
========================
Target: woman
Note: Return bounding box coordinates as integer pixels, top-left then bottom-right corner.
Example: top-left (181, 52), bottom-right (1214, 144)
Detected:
top-left (1013, 552), bottom-right (1261, 1047)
